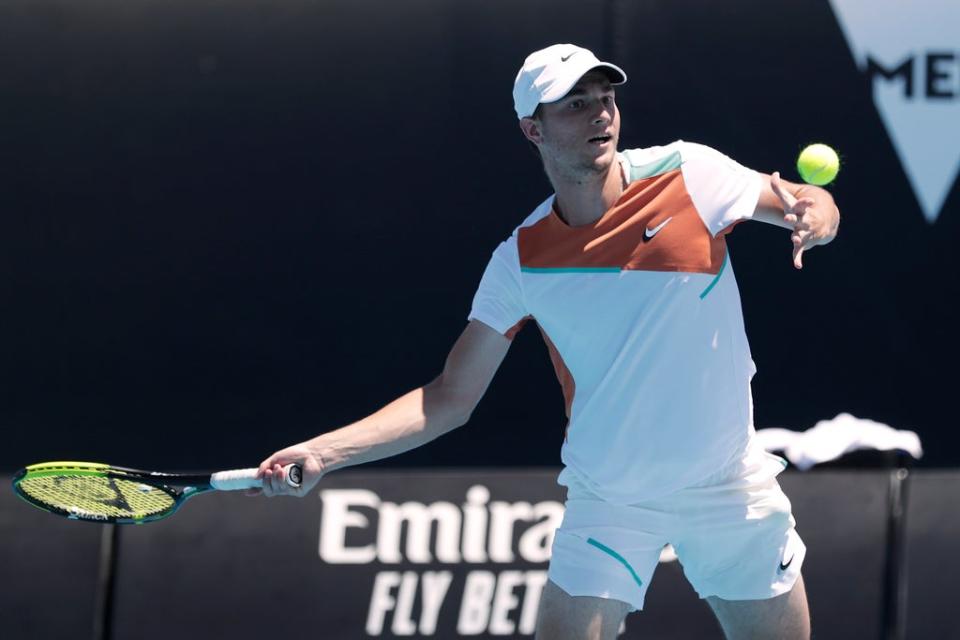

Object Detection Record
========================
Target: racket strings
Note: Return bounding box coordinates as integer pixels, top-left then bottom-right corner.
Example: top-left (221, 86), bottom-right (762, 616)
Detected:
top-left (18, 475), bottom-right (175, 519)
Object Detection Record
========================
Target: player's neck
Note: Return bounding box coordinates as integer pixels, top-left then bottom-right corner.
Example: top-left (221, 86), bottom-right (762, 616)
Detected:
top-left (548, 160), bottom-right (625, 227)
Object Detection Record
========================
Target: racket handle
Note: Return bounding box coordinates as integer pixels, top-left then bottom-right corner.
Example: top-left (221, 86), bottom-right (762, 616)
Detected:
top-left (210, 463), bottom-right (303, 491)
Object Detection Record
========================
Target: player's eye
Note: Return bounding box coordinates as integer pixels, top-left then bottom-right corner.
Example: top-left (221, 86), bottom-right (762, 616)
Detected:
top-left (568, 99), bottom-right (584, 110)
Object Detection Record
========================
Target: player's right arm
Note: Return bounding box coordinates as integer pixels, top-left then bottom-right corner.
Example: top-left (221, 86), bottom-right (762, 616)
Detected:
top-left (256, 319), bottom-right (512, 496)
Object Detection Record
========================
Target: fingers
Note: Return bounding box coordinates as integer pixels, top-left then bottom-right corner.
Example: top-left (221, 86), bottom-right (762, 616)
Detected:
top-left (784, 193), bottom-right (826, 270)
top-left (260, 464), bottom-right (288, 497)
top-left (258, 466), bottom-right (274, 496)
top-left (256, 449), bottom-right (297, 493)
top-left (770, 172), bottom-right (796, 210)
top-left (258, 462), bottom-right (308, 497)
top-left (258, 455), bottom-right (279, 476)
top-left (789, 197), bottom-right (816, 220)
top-left (771, 172), bottom-right (835, 269)
top-left (256, 463), bottom-right (279, 497)
top-left (791, 222), bottom-right (812, 269)
top-left (254, 443), bottom-right (322, 498)
top-left (791, 226), bottom-right (826, 269)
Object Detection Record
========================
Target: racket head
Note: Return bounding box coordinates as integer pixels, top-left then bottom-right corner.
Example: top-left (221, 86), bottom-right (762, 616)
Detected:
top-left (12, 462), bottom-right (202, 524)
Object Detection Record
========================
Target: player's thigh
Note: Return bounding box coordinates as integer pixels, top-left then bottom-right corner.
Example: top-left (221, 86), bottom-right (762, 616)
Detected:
top-left (535, 579), bottom-right (631, 640)
top-left (705, 573), bottom-right (810, 640)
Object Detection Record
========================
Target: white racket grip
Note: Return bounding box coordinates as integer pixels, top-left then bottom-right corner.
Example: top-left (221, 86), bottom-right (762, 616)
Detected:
top-left (210, 464), bottom-right (302, 491)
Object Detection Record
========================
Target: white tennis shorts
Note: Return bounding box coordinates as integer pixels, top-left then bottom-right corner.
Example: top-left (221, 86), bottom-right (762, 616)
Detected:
top-left (548, 439), bottom-right (806, 611)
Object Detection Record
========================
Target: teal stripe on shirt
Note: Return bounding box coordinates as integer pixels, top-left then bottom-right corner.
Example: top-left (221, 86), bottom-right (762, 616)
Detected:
top-left (627, 150), bottom-right (683, 182)
top-left (698, 253), bottom-right (728, 300)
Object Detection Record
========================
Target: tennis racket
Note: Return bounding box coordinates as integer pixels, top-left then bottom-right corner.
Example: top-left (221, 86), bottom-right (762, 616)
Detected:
top-left (12, 461), bottom-right (302, 524)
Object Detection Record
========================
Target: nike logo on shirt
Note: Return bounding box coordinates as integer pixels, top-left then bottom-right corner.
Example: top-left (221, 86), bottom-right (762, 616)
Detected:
top-left (643, 217), bottom-right (673, 242)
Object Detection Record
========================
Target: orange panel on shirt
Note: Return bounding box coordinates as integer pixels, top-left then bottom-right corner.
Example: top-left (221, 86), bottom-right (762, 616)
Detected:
top-left (518, 169), bottom-right (728, 275)
top-left (537, 324), bottom-right (575, 422)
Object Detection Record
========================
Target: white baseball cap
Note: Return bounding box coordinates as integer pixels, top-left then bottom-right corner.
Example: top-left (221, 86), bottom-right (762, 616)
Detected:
top-left (512, 44), bottom-right (627, 120)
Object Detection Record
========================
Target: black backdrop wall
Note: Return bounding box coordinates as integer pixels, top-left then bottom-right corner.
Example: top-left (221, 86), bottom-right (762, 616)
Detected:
top-left (2, 0), bottom-right (957, 471)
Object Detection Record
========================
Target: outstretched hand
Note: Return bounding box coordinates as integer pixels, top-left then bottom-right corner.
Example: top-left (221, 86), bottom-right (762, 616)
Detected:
top-left (770, 172), bottom-right (838, 269)
top-left (248, 443), bottom-right (325, 497)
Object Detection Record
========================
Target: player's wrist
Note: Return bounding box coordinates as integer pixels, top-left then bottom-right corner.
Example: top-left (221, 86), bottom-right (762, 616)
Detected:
top-left (307, 438), bottom-right (339, 475)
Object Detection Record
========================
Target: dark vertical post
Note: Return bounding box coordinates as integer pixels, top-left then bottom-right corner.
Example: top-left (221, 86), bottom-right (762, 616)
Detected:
top-left (881, 453), bottom-right (911, 640)
top-left (92, 524), bottom-right (119, 640)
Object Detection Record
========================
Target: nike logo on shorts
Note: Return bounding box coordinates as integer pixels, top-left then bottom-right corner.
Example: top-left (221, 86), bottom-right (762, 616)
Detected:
top-left (643, 216), bottom-right (673, 242)
top-left (778, 554), bottom-right (795, 572)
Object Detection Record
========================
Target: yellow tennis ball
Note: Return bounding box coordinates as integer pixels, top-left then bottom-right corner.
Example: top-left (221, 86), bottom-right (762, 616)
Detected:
top-left (796, 143), bottom-right (840, 186)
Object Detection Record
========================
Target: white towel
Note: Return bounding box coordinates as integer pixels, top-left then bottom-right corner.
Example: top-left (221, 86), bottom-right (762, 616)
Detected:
top-left (755, 413), bottom-right (923, 470)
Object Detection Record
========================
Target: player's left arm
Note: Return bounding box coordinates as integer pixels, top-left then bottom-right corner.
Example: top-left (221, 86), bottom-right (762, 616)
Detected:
top-left (752, 172), bottom-right (840, 269)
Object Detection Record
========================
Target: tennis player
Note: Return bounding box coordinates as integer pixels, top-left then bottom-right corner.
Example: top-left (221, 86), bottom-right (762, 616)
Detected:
top-left (257, 44), bottom-right (839, 639)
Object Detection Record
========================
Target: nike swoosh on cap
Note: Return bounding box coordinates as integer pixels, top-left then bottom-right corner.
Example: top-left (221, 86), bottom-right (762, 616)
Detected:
top-left (561, 51), bottom-right (578, 62)
top-left (643, 216), bottom-right (673, 241)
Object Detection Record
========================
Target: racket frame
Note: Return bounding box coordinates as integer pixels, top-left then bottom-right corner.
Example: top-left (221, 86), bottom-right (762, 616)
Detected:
top-left (12, 461), bottom-right (219, 525)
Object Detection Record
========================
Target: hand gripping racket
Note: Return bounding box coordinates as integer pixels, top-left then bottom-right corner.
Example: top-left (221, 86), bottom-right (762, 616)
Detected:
top-left (11, 461), bottom-right (302, 524)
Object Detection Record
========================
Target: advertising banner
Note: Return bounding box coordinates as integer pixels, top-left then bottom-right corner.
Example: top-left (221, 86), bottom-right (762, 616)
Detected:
top-left (4, 469), bottom-right (959, 639)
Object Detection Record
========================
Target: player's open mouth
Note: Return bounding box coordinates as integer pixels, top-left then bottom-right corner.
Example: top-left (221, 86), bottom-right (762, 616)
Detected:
top-left (589, 134), bottom-right (612, 145)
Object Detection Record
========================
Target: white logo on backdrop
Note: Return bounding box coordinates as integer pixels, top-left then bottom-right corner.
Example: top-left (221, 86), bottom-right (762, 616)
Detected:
top-left (829, 0), bottom-right (959, 223)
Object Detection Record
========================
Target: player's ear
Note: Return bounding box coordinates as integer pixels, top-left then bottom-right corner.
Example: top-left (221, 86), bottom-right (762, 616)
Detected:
top-left (519, 116), bottom-right (543, 146)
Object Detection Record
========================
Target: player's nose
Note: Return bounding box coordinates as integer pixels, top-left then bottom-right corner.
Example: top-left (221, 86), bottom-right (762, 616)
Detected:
top-left (592, 112), bottom-right (612, 127)
top-left (591, 102), bottom-right (613, 125)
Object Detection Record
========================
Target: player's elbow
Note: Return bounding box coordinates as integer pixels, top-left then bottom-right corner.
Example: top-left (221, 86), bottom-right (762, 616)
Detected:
top-left (424, 374), bottom-right (480, 431)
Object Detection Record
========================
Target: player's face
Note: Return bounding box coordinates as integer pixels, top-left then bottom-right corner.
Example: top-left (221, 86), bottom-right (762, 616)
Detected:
top-left (530, 72), bottom-right (620, 175)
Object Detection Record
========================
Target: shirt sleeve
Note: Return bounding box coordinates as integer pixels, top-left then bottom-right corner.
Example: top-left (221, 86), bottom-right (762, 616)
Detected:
top-left (467, 235), bottom-right (529, 337)
top-left (680, 142), bottom-right (763, 237)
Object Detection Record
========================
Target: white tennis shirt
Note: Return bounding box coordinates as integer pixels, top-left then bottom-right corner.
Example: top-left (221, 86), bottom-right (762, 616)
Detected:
top-left (468, 141), bottom-right (764, 504)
